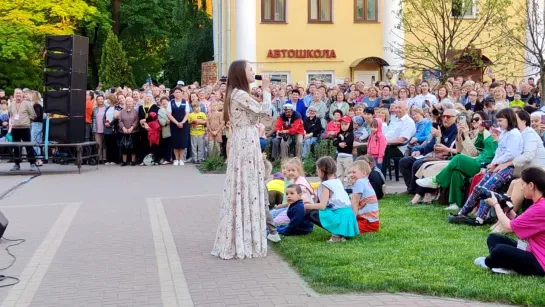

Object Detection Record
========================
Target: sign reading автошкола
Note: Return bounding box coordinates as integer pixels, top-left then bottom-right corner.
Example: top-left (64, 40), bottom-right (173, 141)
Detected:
top-left (266, 49), bottom-right (337, 59)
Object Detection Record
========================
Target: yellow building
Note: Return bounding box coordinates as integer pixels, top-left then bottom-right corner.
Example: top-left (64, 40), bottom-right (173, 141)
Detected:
top-left (213, 0), bottom-right (395, 86)
top-left (212, 0), bottom-right (528, 86)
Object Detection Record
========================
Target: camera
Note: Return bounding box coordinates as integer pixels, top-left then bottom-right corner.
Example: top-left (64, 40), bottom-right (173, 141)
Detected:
top-left (473, 185), bottom-right (513, 211)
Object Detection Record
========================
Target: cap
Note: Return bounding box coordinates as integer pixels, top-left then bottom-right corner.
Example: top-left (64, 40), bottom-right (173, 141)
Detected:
top-left (272, 172), bottom-right (284, 180)
top-left (308, 106), bottom-right (318, 112)
top-left (283, 103), bottom-right (294, 110)
top-left (352, 116), bottom-right (364, 126)
top-left (364, 107), bottom-right (375, 115)
top-left (515, 91), bottom-right (522, 95)
top-left (177, 80), bottom-right (185, 86)
top-left (443, 109), bottom-right (458, 117)
top-left (340, 116), bottom-right (352, 123)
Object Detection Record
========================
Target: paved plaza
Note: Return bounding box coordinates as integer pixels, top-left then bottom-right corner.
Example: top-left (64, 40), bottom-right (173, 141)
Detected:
top-left (0, 164), bottom-right (511, 307)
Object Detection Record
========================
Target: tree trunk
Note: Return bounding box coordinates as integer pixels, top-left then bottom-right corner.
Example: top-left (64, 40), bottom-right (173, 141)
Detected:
top-left (112, 0), bottom-right (121, 35)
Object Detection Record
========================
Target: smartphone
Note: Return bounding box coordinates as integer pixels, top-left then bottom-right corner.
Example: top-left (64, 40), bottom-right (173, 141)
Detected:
top-left (481, 120), bottom-right (492, 129)
top-left (432, 122), bottom-right (440, 129)
top-left (459, 115), bottom-right (466, 123)
top-left (541, 115), bottom-right (545, 124)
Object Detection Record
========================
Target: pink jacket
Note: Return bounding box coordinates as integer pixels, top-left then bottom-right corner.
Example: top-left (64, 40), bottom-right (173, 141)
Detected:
top-left (367, 118), bottom-right (387, 161)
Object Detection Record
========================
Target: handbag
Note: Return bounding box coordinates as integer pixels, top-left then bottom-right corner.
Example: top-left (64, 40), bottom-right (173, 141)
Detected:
top-left (120, 134), bottom-right (133, 149)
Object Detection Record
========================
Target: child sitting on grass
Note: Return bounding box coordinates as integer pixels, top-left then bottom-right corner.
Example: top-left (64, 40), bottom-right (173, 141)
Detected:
top-left (277, 184), bottom-right (314, 236)
top-left (304, 156), bottom-right (359, 242)
top-left (357, 155), bottom-right (385, 199)
top-left (349, 160), bottom-right (380, 233)
top-left (267, 172), bottom-right (284, 209)
top-left (272, 157), bottom-right (314, 224)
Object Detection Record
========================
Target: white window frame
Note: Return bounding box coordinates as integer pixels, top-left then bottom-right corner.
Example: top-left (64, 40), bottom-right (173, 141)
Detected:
top-left (451, 0), bottom-right (477, 19)
top-left (263, 71), bottom-right (291, 84)
top-left (306, 70), bottom-right (335, 86)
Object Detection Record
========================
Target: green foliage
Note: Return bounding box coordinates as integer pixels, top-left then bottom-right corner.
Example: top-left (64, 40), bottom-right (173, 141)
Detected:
top-left (0, 0), bottom-right (109, 92)
top-left (163, 0), bottom-right (214, 87)
top-left (199, 153), bottom-right (226, 173)
top-left (118, 0), bottom-right (175, 85)
top-left (275, 195), bottom-right (545, 306)
top-left (302, 140), bottom-right (337, 176)
top-left (99, 31), bottom-right (134, 88)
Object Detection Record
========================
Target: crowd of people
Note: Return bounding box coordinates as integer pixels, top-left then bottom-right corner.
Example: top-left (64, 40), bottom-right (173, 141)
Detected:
top-left (2, 67), bottom-right (545, 274)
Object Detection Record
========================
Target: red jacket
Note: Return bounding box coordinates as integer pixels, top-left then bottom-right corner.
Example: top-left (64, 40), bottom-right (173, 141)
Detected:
top-left (275, 111), bottom-right (304, 135)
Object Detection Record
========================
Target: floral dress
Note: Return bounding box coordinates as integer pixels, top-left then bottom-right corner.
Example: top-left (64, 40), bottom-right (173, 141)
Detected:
top-left (211, 88), bottom-right (272, 260)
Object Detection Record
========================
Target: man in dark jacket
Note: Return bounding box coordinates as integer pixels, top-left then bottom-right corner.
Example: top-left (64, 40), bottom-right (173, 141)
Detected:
top-left (272, 104), bottom-right (304, 159)
top-left (399, 109), bottom-right (458, 194)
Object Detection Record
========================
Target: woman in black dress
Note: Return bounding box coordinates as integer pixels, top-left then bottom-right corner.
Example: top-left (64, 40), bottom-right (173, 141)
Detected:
top-left (137, 92), bottom-right (160, 165)
top-left (167, 87), bottom-right (190, 166)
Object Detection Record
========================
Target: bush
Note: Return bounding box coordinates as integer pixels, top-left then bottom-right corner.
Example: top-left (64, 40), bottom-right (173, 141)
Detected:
top-left (199, 154), bottom-right (226, 173)
top-left (302, 140), bottom-right (337, 176)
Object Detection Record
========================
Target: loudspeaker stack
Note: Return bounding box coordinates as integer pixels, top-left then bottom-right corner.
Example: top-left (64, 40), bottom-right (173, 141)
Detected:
top-left (44, 35), bottom-right (89, 143)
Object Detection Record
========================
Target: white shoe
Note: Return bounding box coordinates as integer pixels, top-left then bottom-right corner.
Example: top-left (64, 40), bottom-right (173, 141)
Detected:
top-left (179, 160), bottom-right (185, 166)
top-left (474, 257), bottom-right (488, 269)
top-left (444, 204), bottom-right (460, 211)
top-left (267, 233), bottom-right (281, 243)
top-left (416, 177), bottom-right (439, 189)
top-left (492, 268), bottom-right (515, 275)
top-left (173, 160), bottom-right (179, 166)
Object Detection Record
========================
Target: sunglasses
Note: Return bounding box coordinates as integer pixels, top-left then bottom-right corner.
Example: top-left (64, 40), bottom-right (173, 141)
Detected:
top-left (441, 115), bottom-right (455, 119)
top-left (472, 118), bottom-right (481, 122)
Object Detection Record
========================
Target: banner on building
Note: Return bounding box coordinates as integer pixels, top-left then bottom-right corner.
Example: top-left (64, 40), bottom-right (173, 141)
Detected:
top-left (201, 61), bottom-right (218, 86)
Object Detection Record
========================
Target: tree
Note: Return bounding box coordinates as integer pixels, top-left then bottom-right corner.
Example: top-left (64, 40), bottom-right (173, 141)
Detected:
top-left (99, 31), bottom-right (134, 88)
top-left (0, 0), bottom-right (108, 92)
top-left (390, 0), bottom-right (513, 83)
top-left (501, 0), bottom-right (545, 91)
top-left (163, 0), bottom-right (213, 86)
top-left (118, 0), bottom-right (175, 85)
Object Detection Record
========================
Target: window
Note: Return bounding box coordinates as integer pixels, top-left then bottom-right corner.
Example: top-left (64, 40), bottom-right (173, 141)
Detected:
top-left (307, 71), bottom-right (335, 86)
top-left (264, 71), bottom-right (291, 84)
top-left (451, 0), bottom-right (476, 18)
top-left (354, 0), bottom-right (377, 22)
top-left (308, 0), bottom-right (332, 23)
top-left (262, 0), bottom-right (286, 23)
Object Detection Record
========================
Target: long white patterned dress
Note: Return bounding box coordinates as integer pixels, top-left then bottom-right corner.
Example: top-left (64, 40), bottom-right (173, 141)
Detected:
top-left (211, 88), bottom-right (272, 260)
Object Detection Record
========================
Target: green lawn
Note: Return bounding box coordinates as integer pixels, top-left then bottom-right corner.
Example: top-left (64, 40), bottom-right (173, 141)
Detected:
top-left (274, 195), bottom-right (545, 307)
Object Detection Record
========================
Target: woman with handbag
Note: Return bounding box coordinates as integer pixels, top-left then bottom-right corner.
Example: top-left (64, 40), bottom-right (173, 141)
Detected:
top-left (118, 97), bottom-right (139, 166)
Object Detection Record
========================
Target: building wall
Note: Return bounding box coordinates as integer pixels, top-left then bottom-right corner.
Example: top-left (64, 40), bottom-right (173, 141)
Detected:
top-left (254, 0), bottom-right (385, 86)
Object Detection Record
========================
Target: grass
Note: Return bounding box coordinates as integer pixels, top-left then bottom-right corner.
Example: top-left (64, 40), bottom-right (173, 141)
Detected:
top-left (274, 195), bottom-right (545, 306)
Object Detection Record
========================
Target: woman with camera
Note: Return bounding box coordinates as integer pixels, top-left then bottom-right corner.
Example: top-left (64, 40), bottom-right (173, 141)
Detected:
top-left (454, 108), bottom-right (523, 224)
top-left (474, 167), bottom-right (545, 276)
top-left (416, 111), bottom-right (497, 208)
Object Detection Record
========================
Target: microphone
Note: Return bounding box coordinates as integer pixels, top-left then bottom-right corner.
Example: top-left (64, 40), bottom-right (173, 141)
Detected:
top-left (255, 75), bottom-right (282, 82)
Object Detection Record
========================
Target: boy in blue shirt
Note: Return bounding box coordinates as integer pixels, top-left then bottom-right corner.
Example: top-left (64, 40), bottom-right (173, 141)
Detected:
top-left (277, 184), bottom-right (314, 236)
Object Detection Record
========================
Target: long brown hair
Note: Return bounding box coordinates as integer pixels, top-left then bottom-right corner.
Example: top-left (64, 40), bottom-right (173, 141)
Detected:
top-left (223, 60), bottom-right (251, 122)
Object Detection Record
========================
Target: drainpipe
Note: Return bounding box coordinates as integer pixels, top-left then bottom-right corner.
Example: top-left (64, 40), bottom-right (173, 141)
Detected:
top-left (226, 0), bottom-right (231, 71)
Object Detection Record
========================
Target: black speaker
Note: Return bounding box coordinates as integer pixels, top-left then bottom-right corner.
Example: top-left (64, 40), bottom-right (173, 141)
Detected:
top-left (44, 90), bottom-right (85, 117)
top-left (0, 211), bottom-right (9, 239)
top-left (44, 35), bottom-right (88, 90)
top-left (47, 117), bottom-right (86, 143)
top-left (46, 35), bottom-right (89, 56)
top-left (44, 71), bottom-right (87, 91)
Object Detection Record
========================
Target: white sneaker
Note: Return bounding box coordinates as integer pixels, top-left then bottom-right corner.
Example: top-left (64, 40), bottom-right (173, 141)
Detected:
top-left (474, 257), bottom-right (488, 269)
top-left (416, 177), bottom-right (439, 189)
top-left (173, 160), bottom-right (179, 166)
top-left (267, 233), bottom-right (281, 243)
top-left (444, 204), bottom-right (460, 211)
top-left (492, 268), bottom-right (515, 275)
top-left (179, 160), bottom-right (185, 166)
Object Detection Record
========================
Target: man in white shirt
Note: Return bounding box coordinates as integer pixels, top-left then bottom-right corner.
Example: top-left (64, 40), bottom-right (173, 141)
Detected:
top-left (381, 101), bottom-right (416, 175)
top-left (410, 81), bottom-right (437, 109)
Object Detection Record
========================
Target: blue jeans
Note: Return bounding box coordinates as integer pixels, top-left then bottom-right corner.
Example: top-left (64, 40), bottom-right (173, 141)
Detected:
top-left (259, 138), bottom-right (267, 152)
top-left (302, 137), bottom-right (317, 158)
top-left (31, 122), bottom-right (43, 155)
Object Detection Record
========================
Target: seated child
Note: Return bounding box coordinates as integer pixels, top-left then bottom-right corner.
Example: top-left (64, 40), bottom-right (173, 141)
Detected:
top-left (349, 161), bottom-right (380, 233)
top-left (273, 158), bottom-right (313, 224)
top-left (304, 156), bottom-right (359, 242)
top-left (270, 159), bottom-right (292, 223)
top-left (267, 172), bottom-right (285, 209)
top-left (357, 155), bottom-right (385, 199)
top-left (277, 184), bottom-right (314, 236)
